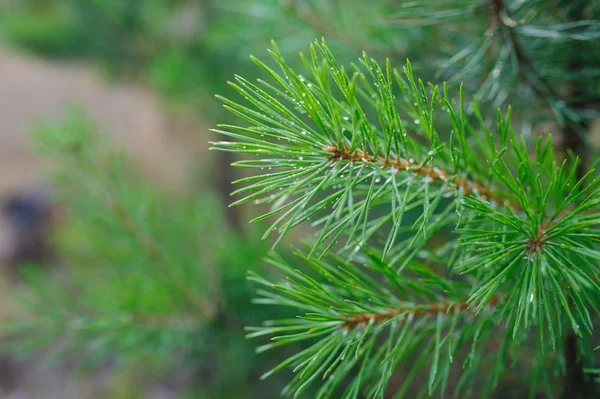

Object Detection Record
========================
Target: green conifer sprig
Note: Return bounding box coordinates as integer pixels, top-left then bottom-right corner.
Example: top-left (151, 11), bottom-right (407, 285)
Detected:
top-left (212, 39), bottom-right (600, 397)
top-left (246, 250), bottom-right (502, 398)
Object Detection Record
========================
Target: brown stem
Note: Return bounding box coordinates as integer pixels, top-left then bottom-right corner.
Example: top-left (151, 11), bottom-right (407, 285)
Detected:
top-left (555, 4), bottom-right (596, 397)
top-left (325, 144), bottom-right (576, 263)
top-left (324, 144), bottom-right (522, 211)
top-left (562, 333), bottom-right (587, 399)
top-left (560, 1), bottom-right (593, 181)
top-left (343, 296), bottom-right (498, 329)
top-left (489, 0), bottom-right (559, 101)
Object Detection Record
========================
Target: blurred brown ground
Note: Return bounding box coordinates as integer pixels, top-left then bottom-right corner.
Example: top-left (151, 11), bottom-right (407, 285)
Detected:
top-left (0, 46), bottom-right (206, 398)
top-left (0, 47), bottom-right (207, 196)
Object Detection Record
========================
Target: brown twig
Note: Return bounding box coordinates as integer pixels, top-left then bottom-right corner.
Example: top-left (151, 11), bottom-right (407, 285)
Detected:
top-left (343, 296), bottom-right (499, 328)
top-left (323, 144), bottom-right (522, 210)
top-left (488, 0), bottom-right (560, 100)
top-left (324, 143), bottom-right (576, 260)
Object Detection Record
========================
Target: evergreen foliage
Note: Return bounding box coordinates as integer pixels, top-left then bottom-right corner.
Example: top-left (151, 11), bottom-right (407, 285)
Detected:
top-left (212, 39), bottom-right (600, 397)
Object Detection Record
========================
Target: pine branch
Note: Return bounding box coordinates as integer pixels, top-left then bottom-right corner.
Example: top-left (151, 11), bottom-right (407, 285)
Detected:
top-left (213, 40), bottom-right (600, 397)
top-left (246, 250), bottom-right (507, 397)
top-left (323, 143), bottom-right (521, 210)
top-left (342, 295), bottom-right (499, 329)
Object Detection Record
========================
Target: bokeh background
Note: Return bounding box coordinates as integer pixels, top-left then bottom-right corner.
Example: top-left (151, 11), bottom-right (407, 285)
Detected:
top-left (0, 1), bottom-right (598, 398)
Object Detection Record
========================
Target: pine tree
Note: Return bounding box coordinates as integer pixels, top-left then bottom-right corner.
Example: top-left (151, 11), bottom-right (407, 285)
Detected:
top-left (211, 2), bottom-right (600, 396)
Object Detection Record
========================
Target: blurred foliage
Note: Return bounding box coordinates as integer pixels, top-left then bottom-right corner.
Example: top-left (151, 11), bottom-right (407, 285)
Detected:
top-left (0, 7), bottom-right (83, 56)
top-left (0, 0), bottom-right (406, 116)
top-left (2, 0), bottom-right (598, 133)
top-left (0, 110), bottom-right (302, 397)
